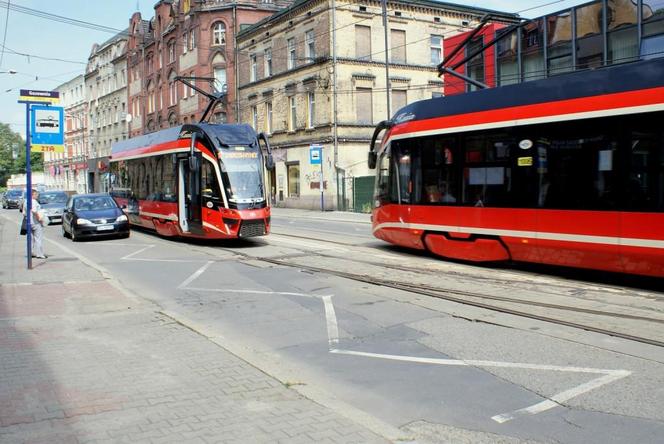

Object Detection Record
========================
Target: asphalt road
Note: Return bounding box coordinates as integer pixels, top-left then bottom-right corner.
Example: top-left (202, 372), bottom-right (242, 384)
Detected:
top-left (15, 209), bottom-right (664, 444)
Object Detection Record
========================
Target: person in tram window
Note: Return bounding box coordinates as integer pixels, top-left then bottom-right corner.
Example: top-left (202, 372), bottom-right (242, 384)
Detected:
top-left (439, 183), bottom-right (457, 203)
top-left (474, 194), bottom-right (484, 207)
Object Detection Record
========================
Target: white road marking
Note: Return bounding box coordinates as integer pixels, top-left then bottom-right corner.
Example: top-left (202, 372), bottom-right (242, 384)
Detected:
top-left (328, 348), bottom-right (631, 423)
top-left (121, 245), bottom-right (155, 260)
top-left (120, 244), bottom-right (206, 263)
top-left (178, 261), bottom-right (214, 289)
top-left (102, 225), bottom-right (633, 425)
top-left (322, 295), bottom-right (339, 346)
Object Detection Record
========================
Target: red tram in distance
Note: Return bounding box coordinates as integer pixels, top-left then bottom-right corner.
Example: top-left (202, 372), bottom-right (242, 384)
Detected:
top-left (368, 57), bottom-right (664, 278)
top-left (110, 123), bottom-right (274, 239)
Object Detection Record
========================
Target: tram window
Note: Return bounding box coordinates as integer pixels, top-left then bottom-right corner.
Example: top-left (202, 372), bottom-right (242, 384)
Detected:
top-left (416, 137), bottom-right (458, 205)
top-left (162, 157), bottom-right (177, 202)
top-left (462, 133), bottom-right (513, 207)
top-left (393, 143), bottom-right (412, 204)
top-left (536, 121), bottom-right (619, 210)
top-left (627, 129), bottom-right (664, 211)
top-left (201, 160), bottom-right (221, 200)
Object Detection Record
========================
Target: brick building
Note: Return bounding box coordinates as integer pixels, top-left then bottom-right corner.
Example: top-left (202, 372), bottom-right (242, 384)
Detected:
top-left (126, 0), bottom-right (292, 139)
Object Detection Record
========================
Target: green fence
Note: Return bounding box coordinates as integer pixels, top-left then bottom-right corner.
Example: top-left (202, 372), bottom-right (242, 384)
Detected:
top-left (353, 175), bottom-right (375, 213)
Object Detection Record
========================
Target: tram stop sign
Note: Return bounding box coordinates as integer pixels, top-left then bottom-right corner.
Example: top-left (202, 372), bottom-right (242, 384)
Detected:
top-left (309, 144), bottom-right (322, 165)
top-left (30, 104), bottom-right (64, 153)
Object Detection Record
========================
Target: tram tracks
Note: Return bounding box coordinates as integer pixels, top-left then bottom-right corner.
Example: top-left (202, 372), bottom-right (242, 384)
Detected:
top-left (245, 231), bottom-right (664, 348)
top-left (255, 255), bottom-right (664, 348)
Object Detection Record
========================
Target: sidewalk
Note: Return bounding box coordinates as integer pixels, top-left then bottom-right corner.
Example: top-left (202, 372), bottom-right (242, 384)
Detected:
top-left (0, 213), bottom-right (390, 443)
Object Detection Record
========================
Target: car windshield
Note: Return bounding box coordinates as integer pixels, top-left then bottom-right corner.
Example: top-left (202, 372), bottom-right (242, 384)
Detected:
top-left (74, 196), bottom-right (117, 211)
top-left (39, 192), bottom-right (68, 204)
top-left (6, 190), bottom-right (21, 197)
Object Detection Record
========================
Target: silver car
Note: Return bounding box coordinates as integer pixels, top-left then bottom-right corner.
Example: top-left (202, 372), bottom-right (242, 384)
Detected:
top-left (38, 191), bottom-right (69, 224)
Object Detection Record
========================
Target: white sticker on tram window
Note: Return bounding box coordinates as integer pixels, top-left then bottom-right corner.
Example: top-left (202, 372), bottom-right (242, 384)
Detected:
top-left (519, 139), bottom-right (533, 150)
top-left (206, 201), bottom-right (213, 208)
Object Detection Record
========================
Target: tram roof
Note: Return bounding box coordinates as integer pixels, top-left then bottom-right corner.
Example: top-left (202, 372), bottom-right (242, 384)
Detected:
top-left (396, 57), bottom-right (664, 124)
top-left (111, 123), bottom-right (258, 157)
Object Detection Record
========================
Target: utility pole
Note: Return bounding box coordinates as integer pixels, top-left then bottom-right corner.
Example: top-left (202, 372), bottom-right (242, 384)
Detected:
top-left (382, 0), bottom-right (391, 119)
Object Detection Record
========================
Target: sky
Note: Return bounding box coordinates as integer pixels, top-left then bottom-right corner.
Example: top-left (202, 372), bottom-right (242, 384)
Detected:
top-left (0, 0), bottom-right (589, 139)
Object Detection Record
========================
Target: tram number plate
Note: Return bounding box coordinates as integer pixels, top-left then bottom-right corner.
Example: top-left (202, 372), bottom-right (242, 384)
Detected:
top-left (97, 224), bottom-right (114, 231)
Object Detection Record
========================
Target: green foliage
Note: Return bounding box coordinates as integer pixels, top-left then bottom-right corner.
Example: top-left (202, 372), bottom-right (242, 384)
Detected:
top-left (0, 122), bottom-right (40, 187)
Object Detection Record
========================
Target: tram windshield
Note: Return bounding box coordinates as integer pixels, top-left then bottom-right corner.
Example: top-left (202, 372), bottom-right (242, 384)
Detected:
top-left (218, 147), bottom-right (265, 205)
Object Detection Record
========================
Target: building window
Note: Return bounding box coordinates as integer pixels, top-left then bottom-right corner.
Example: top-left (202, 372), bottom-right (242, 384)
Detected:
top-left (641, 0), bottom-right (664, 59)
top-left (250, 54), bottom-right (257, 81)
top-left (146, 53), bottom-right (154, 74)
top-left (183, 33), bottom-right (188, 54)
top-left (547, 10), bottom-right (574, 76)
top-left (147, 81), bottom-right (155, 113)
top-left (287, 38), bottom-right (296, 69)
top-left (168, 40), bottom-right (176, 63)
top-left (288, 96), bottom-right (297, 131)
top-left (189, 30), bottom-right (196, 50)
top-left (392, 89), bottom-right (406, 114)
top-left (305, 30), bottom-right (315, 60)
top-left (390, 29), bottom-right (406, 63)
top-left (190, 71), bottom-right (196, 96)
top-left (252, 106), bottom-right (258, 129)
top-left (264, 48), bottom-right (272, 77)
top-left (430, 35), bottom-right (442, 65)
top-left (575, 2), bottom-right (604, 69)
top-left (355, 87), bottom-right (373, 124)
top-left (307, 92), bottom-right (315, 128)
top-left (287, 162), bottom-right (300, 197)
top-left (214, 67), bottom-right (227, 93)
top-left (214, 111), bottom-right (227, 123)
top-left (356, 25), bottom-right (371, 60)
top-left (169, 72), bottom-right (178, 106)
top-left (265, 101), bottom-right (272, 133)
top-left (466, 37), bottom-right (484, 91)
top-left (212, 22), bottom-right (226, 46)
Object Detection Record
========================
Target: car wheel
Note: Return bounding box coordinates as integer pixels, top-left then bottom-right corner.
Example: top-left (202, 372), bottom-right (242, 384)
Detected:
top-left (62, 224), bottom-right (69, 238)
top-left (71, 229), bottom-right (78, 242)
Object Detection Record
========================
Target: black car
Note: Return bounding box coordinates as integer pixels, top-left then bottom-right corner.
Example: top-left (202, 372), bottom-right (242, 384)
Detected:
top-left (2, 189), bottom-right (23, 209)
top-left (62, 193), bottom-right (130, 241)
top-left (38, 190), bottom-right (69, 224)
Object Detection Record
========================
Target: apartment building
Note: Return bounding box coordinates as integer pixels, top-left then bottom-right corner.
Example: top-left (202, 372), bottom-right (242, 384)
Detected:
top-left (85, 31), bottom-right (128, 192)
top-left (237, 0), bottom-right (517, 211)
top-left (47, 75), bottom-right (87, 193)
top-left (126, 0), bottom-right (292, 139)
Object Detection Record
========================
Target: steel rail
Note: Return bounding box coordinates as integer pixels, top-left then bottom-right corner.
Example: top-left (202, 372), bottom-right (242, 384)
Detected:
top-left (254, 256), bottom-right (664, 349)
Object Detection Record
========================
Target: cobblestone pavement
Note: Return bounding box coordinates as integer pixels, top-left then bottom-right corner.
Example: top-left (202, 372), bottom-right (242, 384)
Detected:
top-left (0, 214), bottom-right (390, 443)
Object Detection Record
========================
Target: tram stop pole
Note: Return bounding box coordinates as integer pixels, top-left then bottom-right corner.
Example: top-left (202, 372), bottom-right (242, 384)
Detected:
top-left (18, 89), bottom-right (64, 270)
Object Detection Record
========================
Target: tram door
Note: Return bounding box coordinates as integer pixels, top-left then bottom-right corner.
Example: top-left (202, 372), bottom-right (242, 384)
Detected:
top-left (178, 157), bottom-right (203, 234)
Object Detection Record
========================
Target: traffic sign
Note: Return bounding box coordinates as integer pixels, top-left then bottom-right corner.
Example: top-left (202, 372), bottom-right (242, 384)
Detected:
top-left (310, 144), bottom-right (322, 165)
top-left (30, 105), bottom-right (64, 153)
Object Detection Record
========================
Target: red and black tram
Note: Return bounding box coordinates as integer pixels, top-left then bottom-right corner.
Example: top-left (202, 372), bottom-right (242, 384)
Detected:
top-left (368, 57), bottom-right (664, 277)
top-left (110, 123), bottom-right (273, 239)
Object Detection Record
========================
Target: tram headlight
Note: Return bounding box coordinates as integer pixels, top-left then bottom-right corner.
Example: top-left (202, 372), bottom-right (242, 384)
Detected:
top-left (76, 218), bottom-right (93, 225)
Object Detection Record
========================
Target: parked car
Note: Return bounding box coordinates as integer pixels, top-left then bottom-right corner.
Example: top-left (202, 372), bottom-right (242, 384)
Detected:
top-left (62, 193), bottom-right (129, 241)
top-left (37, 190), bottom-right (69, 224)
top-left (2, 189), bottom-right (23, 209)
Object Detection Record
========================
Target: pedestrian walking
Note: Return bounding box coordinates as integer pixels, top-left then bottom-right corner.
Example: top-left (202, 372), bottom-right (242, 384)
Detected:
top-left (24, 189), bottom-right (47, 259)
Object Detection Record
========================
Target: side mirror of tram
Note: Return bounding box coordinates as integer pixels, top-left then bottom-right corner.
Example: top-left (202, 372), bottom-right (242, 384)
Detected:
top-left (368, 151), bottom-right (377, 170)
top-left (266, 154), bottom-right (275, 170)
top-left (188, 156), bottom-right (198, 171)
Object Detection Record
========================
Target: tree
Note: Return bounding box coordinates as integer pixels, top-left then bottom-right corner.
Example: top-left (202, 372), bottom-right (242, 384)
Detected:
top-left (0, 123), bottom-right (24, 186)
